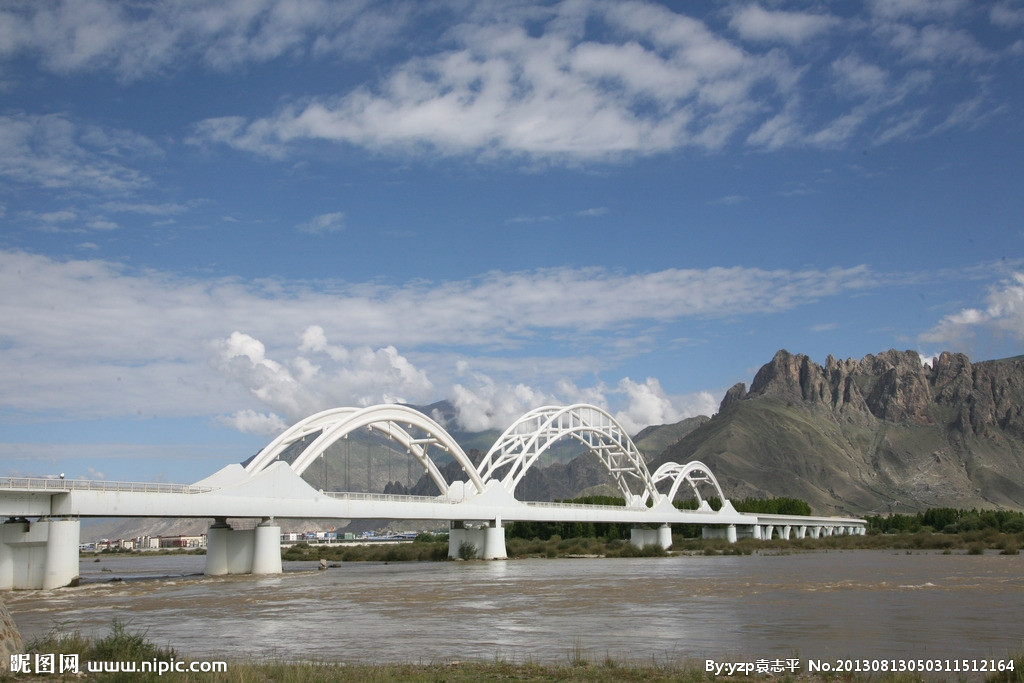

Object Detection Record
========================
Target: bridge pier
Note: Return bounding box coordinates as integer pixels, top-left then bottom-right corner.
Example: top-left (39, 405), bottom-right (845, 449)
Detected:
top-left (204, 518), bottom-right (282, 576)
top-left (0, 518), bottom-right (80, 590)
top-left (629, 524), bottom-right (672, 550)
top-left (448, 520), bottom-right (507, 560)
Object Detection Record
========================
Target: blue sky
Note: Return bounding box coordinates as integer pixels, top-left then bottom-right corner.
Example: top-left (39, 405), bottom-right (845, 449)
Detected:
top-left (0, 0), bottom-right (1022, 484)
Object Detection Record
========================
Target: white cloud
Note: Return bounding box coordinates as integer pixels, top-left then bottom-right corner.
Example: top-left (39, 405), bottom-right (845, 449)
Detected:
top-left (612, 377), bottom-right (715, 435)
top-left (991, 3), bottom-right (1024, 28)
top-left (190, 2), bottom-right (786, 161)
top-left (0, 248), bottom-right (884, 430)
top-left (868, 0), bottom-right (968, 21)
top-left (920, 272), bottom-right (1024, 349)
top-left (218, 409), bottom-right (289, 437)
top-left (0, 114), bottom-right (151, 191)
top-left (451, 375), bottom-right (556, 433)
top-left (878, 23), bottom-right (993, 64)
top-left (0, 0), bottom-right (413, 81)
top-left (2, 2), bottom-right (1008, 162)
top-left (450, 371), bottom-right (718, 434)
top-left (831, 55), bottom-right (889, 98)
top-left (185, 1), bottom-right (1007, 160)
top-left (729, 5), bottom-right (839, 44)
top-left (297, 212), bottom-right (345, 235)
top-left (211, 327), bottom-right (435, 423)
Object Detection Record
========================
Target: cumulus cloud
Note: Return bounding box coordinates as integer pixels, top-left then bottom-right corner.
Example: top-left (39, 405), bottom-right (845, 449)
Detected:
top-left (0, 248), bottom-right (888, 430)
top-left (919, 272), bottom-right (1024, 350)
top-left (612, 377), bottom-right (716, 434)
top-left (218, 409), bottom-right (289, 436)
top-left (3, 248), bottom-right (1017, 438)
top-left (211, 326), bottom-right (434, 424)
top-left (450, 371), bottom-right (718, 434)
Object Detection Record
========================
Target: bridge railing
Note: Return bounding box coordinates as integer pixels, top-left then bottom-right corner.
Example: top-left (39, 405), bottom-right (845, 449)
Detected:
top-left (321, 491), bottom-right (462, 505)
top-left (523, 500), bottom-right (649, 511)
top-left (0, 477), bottom-right (213, 495)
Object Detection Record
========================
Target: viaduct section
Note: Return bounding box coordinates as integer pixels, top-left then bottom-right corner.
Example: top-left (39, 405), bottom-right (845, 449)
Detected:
top-left (1, 404), bottom-right (865, 589)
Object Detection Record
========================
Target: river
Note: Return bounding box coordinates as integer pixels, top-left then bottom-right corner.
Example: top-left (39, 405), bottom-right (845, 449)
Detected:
top-left (5, 550), bottom-right (1023, 666)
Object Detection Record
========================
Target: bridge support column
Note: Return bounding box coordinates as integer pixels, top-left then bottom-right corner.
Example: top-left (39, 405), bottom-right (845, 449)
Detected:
top-left (781, 525), bottom-right (791, 540)
top-left (795, 525), bottom-right (807, 539)
top-left (0, 518), bottom-right (80, 590)
top-left (448, 521), bottom-right (466, 559)
top-left (482, 519), bottom-right (507, 560)
top-left (630, 526), bottom-right (671, 550)
top-left (701, 525), bottom-right (737, 543)
top-left (204, 519), bottom-right (231, 576)
top-left (809, 526), bottom-right (821, 539)
top-left (251, 519), bottom-right (282, 575)
top-left (448, 521), bottom-right (506, 560)
top-left (205, 518), bottom-right (282, 577)
top-left (657, 524), bottom-right (672, 550)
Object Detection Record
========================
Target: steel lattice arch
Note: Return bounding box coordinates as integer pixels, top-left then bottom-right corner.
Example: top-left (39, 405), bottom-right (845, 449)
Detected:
top-left (244, 404), bottom-right (487, 496)
top-left (247, 402), bottom-right (729, 508)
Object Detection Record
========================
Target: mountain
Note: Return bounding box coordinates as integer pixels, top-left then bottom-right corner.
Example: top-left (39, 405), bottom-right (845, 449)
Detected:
top-left (655, 349), bottom-right (1024, 516)
top-left (634, 416), bottom-right (710, 458)
top-left (85, 350), bottom-right (1024, 541)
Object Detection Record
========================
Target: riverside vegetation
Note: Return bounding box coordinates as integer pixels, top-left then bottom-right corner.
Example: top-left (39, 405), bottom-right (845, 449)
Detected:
top-left (278, 499), bottom-right (1024, 561)
top-left (16, 620), bottom-right (1024, 682)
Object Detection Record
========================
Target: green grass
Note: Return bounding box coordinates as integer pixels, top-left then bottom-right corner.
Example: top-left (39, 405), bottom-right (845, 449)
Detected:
top-left (11, 622), bottom-right (1021, 682)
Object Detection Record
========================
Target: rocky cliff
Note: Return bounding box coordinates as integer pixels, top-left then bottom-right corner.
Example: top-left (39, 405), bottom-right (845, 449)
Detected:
top-left (659, 349), bottom-right (1024, 515)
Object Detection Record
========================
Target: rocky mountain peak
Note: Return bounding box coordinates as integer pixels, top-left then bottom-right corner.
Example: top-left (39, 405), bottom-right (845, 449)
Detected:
top-left (733, 348), bottom-right (1024, 437)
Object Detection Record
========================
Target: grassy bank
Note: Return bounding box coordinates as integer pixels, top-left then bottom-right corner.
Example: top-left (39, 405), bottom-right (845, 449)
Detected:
top-left (276, 528), bottom-right (1023, 563)
top-left (14, 622), bottom-right (1022, 682)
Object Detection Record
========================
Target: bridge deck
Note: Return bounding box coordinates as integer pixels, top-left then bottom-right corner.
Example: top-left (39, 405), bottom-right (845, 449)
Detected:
top-left (0, 476), bottom-right (864, 530)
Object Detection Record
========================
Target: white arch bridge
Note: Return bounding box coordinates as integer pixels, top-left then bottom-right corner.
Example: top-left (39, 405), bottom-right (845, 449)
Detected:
top-left (0, 403), bottom-right (864, 589)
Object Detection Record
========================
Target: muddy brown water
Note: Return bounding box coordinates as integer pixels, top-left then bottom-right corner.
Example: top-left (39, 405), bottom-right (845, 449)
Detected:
top-left (5, 550), bottom-right (1023, 665)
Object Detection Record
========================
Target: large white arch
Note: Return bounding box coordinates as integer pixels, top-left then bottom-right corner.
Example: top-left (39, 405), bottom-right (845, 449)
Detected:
top-left (245, 405), bottom-right (486, 496)
top-left (475, 404), bottom-right (660, 504)
top-left (645, 460), bottom-right (727, 509)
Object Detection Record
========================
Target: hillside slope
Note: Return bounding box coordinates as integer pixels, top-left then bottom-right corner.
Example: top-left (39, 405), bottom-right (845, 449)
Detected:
top-left (656, 349), bottom-right (1024, 515)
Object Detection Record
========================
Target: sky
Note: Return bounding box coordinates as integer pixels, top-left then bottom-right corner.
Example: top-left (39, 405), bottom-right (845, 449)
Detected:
top-left (0, 0), bottom-right (1022, 484)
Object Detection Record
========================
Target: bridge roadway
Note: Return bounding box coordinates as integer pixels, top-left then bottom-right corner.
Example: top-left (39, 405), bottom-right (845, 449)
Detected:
top-left (0, 461), bottom-right (866, 590)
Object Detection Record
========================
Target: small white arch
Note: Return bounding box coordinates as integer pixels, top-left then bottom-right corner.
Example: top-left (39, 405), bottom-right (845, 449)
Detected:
top-left (476, 404), bottom-right (659, 504)
top-left (245, 405), bottom-right (486, 496)
top-left (645, 460), bottom-right (727, 509)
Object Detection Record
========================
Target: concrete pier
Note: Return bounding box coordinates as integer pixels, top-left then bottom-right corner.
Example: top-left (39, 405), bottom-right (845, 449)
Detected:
top-left (448, 520), bottom-right (507, 559)
top-left (0, 518), bottom-right (80, 590)
top-left (205, 518), bottom-right (282, 576)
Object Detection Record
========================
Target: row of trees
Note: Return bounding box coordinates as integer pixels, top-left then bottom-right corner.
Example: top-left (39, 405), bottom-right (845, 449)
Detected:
top-left (505, 495), bottom-right (812, 541)
top-left (867, 507), bottom-right (1024, 534)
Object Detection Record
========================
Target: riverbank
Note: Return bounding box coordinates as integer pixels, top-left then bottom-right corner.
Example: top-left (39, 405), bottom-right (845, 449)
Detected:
top-left (16, 621), bottom-right (1023, 682)
top-left (81, 528), bottom-right (1023, 564)
top-left (273, 529), bottom-right (1022, 562)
